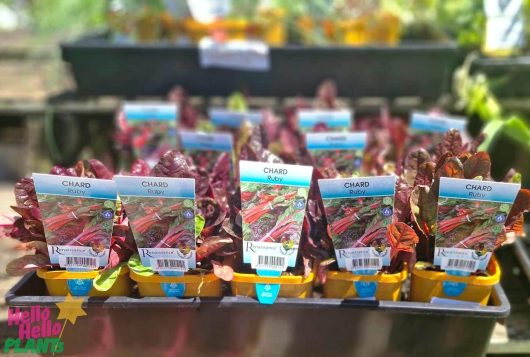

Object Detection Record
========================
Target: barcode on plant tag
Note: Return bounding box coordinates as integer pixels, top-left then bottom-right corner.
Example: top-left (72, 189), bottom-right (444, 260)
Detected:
top-left (251, 255), bottom-right (287, 271)
top-left (59, 256), bottom-right (98, 269)
top-left (151, 259), bottom-right (188, 272)
top-left (346, 258), bottom-right (382, 271)
top-left (441, 258), bottom-right (478, 272)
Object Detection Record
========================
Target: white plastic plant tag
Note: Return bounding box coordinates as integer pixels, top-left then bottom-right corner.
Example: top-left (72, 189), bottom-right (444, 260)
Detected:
top-left (199, 38), bottom-right (270, 71)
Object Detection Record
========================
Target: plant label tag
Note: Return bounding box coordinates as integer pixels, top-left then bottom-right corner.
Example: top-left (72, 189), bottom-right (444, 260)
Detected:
top-left (33, 174), bottom-right (118, 271)
top-left (123, 102), bottom-right (178, 167)
top-left (434, 177), bottom-right (520, 273)
top-left (179, 131), bottom-right (234, 174)
top-left (187, 0), bottom-right (230, 23)
top-left (240, 161), bottom-right (313, 271)
top-left (408, 112), bottom-right (467, 153)
top-left (430, 297), bottom-right (480, 306)
top-left (484, 0), bottom-right (524, 53)
top-left (318, 176), bottom-right (396, 272)
top-left (199, 38), bottom-right (270, 71)
top-left (306, 132), bottom-right (367, 176)
top-left (297, 109), bottom-right (352, 132)
top-left (114, 175), bottom-right (196, 273)
top-left (209, 108), bottom-right (263, 128)
top-left (410, 112), bottom-right (467, 133)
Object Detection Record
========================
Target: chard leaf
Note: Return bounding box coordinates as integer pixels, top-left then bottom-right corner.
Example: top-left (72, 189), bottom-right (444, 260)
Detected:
top-left (386, 223), bottom-right (419, 259)
top-left (196, 236), bottom-right (233, 260)
top-left (14, 178), bottom-right (38, 209)
top-left (151, 151), bottom-right (193, 178)
top-left (506, 189), bottom-right (530, 227)
top-left (93, 263), bottom-right (126, 292)
top-left (212, 260), bottom-right (234, 281)
top-left (436, 129), bottom-right (463, 157)
top-left (127, 254), bottom-right (154, 276)
top-left (410, 185), bottom-right (437, 236)
top-left (463, 152), bottom-right (491, 179)
top-left (6, 254), bottom-right (50, 276)
top-left (438, 157), bottom-right (464, 179)
top-left (405, 148), bottom-right (431, 178)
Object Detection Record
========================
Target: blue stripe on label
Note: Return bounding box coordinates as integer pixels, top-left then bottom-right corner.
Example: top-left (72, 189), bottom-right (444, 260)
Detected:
top-left (298, 110), bottom-right (352, 128)
top-left (410, 112), bottom-right (467, 133)
top-left (239, 161), bottom-right (313, 187)
top-left (33, 174), bottom-right (117, 200)
top-left (439, 177), bottom-right (520, 203)
top-left (124, 102), bottom-right (177, 122)
top-left (179, 132), bottom-right (233, 152)
top-left (209, 108), bottom-right (263, 127)
top-left (114, 176), bottom-right (195, 198)
top-left (306, 132), bottom-right (367, 150)
top-left (318, 176), bottom-right (396, 199)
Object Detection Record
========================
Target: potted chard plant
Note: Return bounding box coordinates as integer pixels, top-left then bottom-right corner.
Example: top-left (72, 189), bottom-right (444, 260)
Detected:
top-left (229, 125), bottom-right (319, 304)
top-left (4, 160), bottom-right (135, 297)
top-left (123, 150), bottom-right (239, 297)
top-left (404, 129), bottom-right (530, 304)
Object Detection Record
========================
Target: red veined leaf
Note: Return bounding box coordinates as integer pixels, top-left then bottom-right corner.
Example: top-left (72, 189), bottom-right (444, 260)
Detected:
top-left (10, 206), bottom-right (41, 221)
top-left (414, 162), bottom-right (436, 187)
top-left (212, 260), bottom-right (234, 281)
top-left (14, 177), bottom-right (38, 209)
top-left (463, 152), bottom-right (491, 179)
top-left (386, 223), bottom-right (419, 259)
top-left (130, 159), bottom-right (151, 176)
top-left (88, 159), bottom-right (114, 179)
top-left (410, 185), bottom-right (437, 237)
top-left (438, 157), bottom-right (464, 179)
top-left (436, 129), bottom-right (463, 157)
top-left (151, 150), bottom-right (194, 178)
top-left (196, 236), bottom-right (233, 260)
top-left (6, 254), bottom-right (51, 276)
top-left (405, 148), bottom-right (431, 174)
top-left (15, 241), bottom-right (49, 257)
top-left (73, 160), bottom-right (86, 177)
top-left (506, 189), bottom-right (530, 227)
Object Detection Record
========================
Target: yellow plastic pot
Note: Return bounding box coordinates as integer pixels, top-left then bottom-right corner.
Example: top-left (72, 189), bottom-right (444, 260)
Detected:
top-left (37, 267), bottom-right (132, 297)
top-left (337, 18), bottom-right (368, 46)
top-left (257, 8), bottom-right (286, 45)
top-left (323, 265), bottom-right (408, 301)
top-left (231, 272), bottom-right (314, 298)
top-left (130, 271), bottom-right (222, 297)
top-left (410, 259), bottom-right (501, 305)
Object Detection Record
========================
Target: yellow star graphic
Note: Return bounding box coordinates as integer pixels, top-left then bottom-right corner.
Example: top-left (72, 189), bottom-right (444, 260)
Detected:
top-left (55, 294), bottom-right (87, 325)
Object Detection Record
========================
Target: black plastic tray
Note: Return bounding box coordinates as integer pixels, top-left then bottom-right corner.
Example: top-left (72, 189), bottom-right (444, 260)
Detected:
top-left (473, 56), bottom-right (530, 98)
top-left (61, 34), bottom-right (458, 100)
top-left (5, 273), bottom-right (509, 356)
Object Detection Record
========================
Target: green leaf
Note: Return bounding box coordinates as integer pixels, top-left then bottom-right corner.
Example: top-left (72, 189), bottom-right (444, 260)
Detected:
top-left (195, 214), bottom-right (205, 238)
top-left (478, 119), bottom-right (505, 152)
top-left (503, 116), bottom-right (530, 150)
top-left (93, 263), bottom-right (125, 292)
top-left (227, 92), bottom-right (248, 112)
top-left (127, 254), bottom-right (154, 277)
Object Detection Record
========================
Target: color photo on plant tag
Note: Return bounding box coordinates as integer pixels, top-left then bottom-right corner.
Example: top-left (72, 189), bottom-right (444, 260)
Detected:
top-left (115, 176), bottom-right (196, 271)
top-left (297, 109), bottom-right (352, 132)
top-left (179, 132), bottom-right (233, 173)
top-left (318, 176), bottom-right (396, 272)
top-left (434, 177), bottom-right (520, 272)
top-left (33, 174), bottom-right (117, 270)
top-left (123, 102), bottom-right (178, 166)
top-left (239, 161), bottom-right (313, 271)
top-left (306, 132), bottom-right (366, 177)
